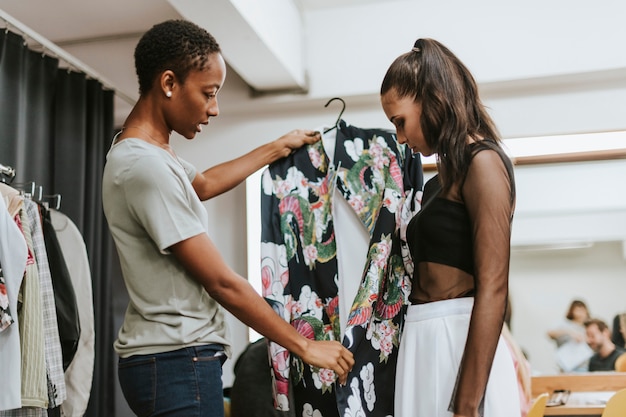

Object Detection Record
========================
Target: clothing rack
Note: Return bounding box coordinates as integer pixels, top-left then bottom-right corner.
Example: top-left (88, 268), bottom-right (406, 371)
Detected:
top-left (0, 165), bottom-right (61, 210)
top-left (0, 9), bottom-right (135, 106)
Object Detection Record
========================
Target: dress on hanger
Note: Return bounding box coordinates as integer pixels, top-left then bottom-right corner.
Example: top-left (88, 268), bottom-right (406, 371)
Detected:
top-left (50, 209), bottom-right (95, 417)
top-left (260, 120), bottom-right (423, 416)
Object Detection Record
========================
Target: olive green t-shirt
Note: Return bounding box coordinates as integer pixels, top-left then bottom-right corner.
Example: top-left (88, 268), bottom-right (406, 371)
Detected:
top-left (102, 138), bottom-right (230, 358)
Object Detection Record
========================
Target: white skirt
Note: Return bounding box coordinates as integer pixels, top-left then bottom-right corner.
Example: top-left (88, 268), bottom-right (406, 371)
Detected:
top-left (395, 298), bottom-right (521, 417)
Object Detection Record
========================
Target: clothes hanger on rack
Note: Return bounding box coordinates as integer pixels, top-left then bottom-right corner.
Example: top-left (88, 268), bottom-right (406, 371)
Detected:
top-left (9, 181), bottom-right (37, 198)
top-left (0, 162), bottom-right (16, 184)
top-left (39, 194), bottom-right (62, 210)
top-left (0, 167), bottom-right (62, 209)
top-left (323, 97), bottom-right (346, 134)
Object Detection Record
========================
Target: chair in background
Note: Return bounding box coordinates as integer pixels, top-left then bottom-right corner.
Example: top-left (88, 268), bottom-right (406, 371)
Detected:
top-left (602, 388), bottom-right (626, 417)
top-left (614, 352), bottom-right (626, 372)
top-left (527, 392), bottom-right (549, 417)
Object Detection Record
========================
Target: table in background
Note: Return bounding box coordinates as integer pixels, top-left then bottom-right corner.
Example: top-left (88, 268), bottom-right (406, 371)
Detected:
top-left (531, 372), bottom-right (626, 417)
top-left (543, 391), bottom-right (612, 416)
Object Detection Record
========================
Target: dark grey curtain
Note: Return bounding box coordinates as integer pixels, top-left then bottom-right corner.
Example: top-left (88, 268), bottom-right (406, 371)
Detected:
top-left (0, 29), bottom-right (116, 416)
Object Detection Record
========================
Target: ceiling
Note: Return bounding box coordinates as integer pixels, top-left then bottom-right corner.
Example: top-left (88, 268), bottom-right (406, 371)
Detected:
top-left (0, 0), bottom-right (387, 124)
top-left (3, 0), bottom-right (626, 139)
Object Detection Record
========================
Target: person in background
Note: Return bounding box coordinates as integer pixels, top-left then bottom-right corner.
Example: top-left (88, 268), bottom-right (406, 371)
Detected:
top-left (611, 312), bottom-right (626, 348)
top-left (585, 318), bottom-right (626, 372)
top-left (547, 299), bottom-right (592, 372)
top-left (102, 19), bottom-right (353, 417)
top-left (614, 351), bottom-right (626, 372)
top-left (381, 38), bottom-right (520, 417)
top-left (547, 300), bottom-right (590, 347)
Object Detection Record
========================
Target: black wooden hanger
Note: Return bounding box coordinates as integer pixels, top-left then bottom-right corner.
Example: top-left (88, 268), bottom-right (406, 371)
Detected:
top-left (323, 97), bottom-right (346, 134)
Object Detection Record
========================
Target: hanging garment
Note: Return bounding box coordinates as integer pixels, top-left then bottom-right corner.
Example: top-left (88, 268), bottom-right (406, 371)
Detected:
top-left (0, 260), bottom-right (14, 331)
top-left (24, 200), bottom-right (66, 408)
top-left (0, 194), bottom-right (28, 411)
top-left (0, 185), bottom-right (65, 416)
top-left (50, 208), bottom-right (95, 417)
top-left (260, 120), bottom-right (423, 416)
top-left (40, 204), bottom-right (81, 372)
top-left (11, 203), bottom-right (48, 409)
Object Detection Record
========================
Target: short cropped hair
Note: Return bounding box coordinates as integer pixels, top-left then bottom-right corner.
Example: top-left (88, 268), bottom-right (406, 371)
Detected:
top-left (584, 318), bottom-right (609, 333)
top-left (134, 19), bottom-right (221, 95)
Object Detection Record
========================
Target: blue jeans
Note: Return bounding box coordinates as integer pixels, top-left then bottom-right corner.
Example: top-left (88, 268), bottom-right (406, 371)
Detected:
top-left (118, 344), bottom-right (227, 417)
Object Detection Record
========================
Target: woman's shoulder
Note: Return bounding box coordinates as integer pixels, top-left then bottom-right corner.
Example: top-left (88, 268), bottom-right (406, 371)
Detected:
top-left (468, 139), bottom-right (514, 175)
top-left (466, 141), bottom-right (511, 177)
top-left (463, 139), bottom-right (516, 202)
top-left (109, 140), bottom-right (179, 183)
top-left (469, 138), bottom-right (509, 162)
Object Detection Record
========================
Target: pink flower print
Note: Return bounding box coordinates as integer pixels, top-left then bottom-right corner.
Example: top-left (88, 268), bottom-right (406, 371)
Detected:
top-left (369, 144), bottom-right (388, 169)
top-left (369, 143), bottom-right (383, 159)
top-left (303, 244), bottom-right (318, 267)
top-left (285, 299), bottom-right (295, 315)
top-left (348, 194), bottom-right (365, 212)
top-left (379, 321), bottom-right (394, 337)
top-left (312, 367), bottom-right (337, 392)
top-left (374, 240), bottom-right (391, 268)
top-left (318, 368), bottom-right (336, 385)
top-left (308, 147), bottom-right (322, 168)
top-left (291, 301), bottom-right (304, 316)
top-left (376, 155), bottom-right (391, 170)
top-left (278, 275), bottom-right (288, 295)
top-left (261, 265), bottom-right (272, 296)
top-left (369, 143), bottom-right (389, 170)
top-left (380, 336), bottom-right (393, 356)
top-left (275, 179), bottom-right (293, 197)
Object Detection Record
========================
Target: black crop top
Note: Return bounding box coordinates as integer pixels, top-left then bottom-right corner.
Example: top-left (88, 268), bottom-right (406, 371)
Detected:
top-left (406, 175), bottom-right (474, 274)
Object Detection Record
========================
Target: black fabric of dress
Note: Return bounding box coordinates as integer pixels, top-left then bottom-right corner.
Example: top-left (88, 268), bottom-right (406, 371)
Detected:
top-left (261, 120), bottom-right (424, 416)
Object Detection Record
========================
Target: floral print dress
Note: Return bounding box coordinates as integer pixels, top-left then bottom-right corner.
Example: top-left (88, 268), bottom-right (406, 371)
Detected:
top-left (260, 120), bottom-right (423, 416)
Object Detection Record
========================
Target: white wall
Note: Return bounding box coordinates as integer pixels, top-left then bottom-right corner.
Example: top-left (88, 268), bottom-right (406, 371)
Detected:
top-left (302, 0), bottom-right (626, 100)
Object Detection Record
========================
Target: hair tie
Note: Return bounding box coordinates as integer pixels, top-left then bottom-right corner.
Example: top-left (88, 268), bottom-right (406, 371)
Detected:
top-left (411, 47), bottom-right (421, 53)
